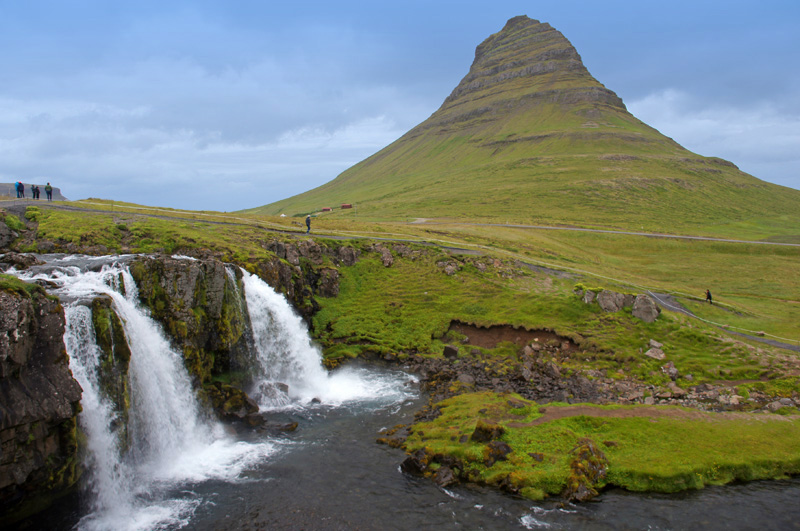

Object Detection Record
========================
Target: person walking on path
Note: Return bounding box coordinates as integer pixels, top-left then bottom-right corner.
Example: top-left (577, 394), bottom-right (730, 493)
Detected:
top-left (45, 182), bottom-right (53, 201)
top-left (306, 215), bottom-right (311, 234)
top-left (705, 289), bottom-right (713, 305)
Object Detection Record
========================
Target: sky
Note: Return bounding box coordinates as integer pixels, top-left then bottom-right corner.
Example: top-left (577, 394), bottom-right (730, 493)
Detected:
top-left (1, 0), bottom-right (798, 211)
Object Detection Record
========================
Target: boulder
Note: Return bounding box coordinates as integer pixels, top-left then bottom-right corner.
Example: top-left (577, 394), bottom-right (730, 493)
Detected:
top-left (582, 290), bottom-right (596, 304)
top-left (443, 345), bottom-right (459, 359)
top-left (433, 465), bottom-right (458, 487)
top-left (661, 361), bottom-right (679, 380)
top-left (644, 348), bottom-right (665, 360)
top-left (596, 290), bottom-right (625, 312)
top-left (457, 373), bottom-right (475, 385)
top-left (0, 252), bottom-right (43, 270)
top-left (336, 245), bottom-right (360, 266)
top-left (471, 419), bottom-right (505, 443)
top-left (649, 339), bottom-right (663, 349)
top-left (632, 294), bottom-right (661, 323)
top-left (400, 448), bottom-right (431, 475)
top-left (484, 440), bottom-right (513, 467)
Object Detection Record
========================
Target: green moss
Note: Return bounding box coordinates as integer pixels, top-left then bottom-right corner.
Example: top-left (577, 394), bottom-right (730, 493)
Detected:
top-left (24, 206), bottom-right (41, 222)
top-left (404, 392), bottom-right (800, 499)
top-left (4, 213), bottom-right (24, 231)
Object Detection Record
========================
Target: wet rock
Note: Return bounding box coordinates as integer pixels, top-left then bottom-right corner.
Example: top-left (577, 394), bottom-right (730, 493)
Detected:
top-left (205, 382), bottom-right (259, 420)
top-left (632, 294), bottom-right (661, 323)
top-left (443, 345), bottom-right (459, 359)
top-left (129, 255), bottom-right (250, 384)
top-left (485, 440), bottom-right (513, 467)
top-left (433, 465), bottom-right (458, 487)
top-left (0, 252), bottom-right (43, 270)
top-left (401, 448), bottom-right (431, 475)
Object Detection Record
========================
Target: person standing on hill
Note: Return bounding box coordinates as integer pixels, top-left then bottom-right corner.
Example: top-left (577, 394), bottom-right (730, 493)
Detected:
top-left (19, 182), bottom-right (25, 198)
top-left (33, 185), bottom-right (40, 199)
top-left (306, 215), bottom-right (311, 234)
top-left (705, 289), bottom-right (713, 304)
top-left (45, 182), bottom-right (53, 201)
top-left (14, 181), bottom-right (21, 198)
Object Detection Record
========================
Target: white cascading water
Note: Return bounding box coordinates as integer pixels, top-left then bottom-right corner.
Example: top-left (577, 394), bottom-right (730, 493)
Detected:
top-left (241, 269), bottom-right (417, 409)
top-left (9, 256), bottom-right (416, 530)
top-left (15, 258), bottom-right (273, 531)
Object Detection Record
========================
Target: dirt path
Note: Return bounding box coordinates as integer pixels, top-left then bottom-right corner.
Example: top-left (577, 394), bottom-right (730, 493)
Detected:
top-left (414, 219), bottom-right (800, 248)
top-left (507, 405), bottom-right (796, 428)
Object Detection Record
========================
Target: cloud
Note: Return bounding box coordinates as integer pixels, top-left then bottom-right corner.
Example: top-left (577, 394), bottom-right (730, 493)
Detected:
top-left (628, 89), bottom-right (800, 190)
top-left (0, 94), bottom-right (409, 211)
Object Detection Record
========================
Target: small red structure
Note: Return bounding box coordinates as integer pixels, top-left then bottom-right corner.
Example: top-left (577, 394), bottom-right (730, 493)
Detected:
top-left (341, 203), bottom-right (353, 209)
top-left (321, 207), bottom-right (332, 212)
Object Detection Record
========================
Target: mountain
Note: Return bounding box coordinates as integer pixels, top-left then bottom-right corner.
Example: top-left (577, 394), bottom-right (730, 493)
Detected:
top-left (250, 15), bottom-right (800, 231)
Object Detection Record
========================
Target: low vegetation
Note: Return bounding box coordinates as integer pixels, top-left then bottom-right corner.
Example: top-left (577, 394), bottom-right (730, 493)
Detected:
top-left (3, 200), bottom-right (799, 501)
top-left (404, 392), bottom-right (800, 500)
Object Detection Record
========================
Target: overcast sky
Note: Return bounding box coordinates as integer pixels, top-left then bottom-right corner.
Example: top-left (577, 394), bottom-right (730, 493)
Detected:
top-left (1, 1), bottom-right (797, 211)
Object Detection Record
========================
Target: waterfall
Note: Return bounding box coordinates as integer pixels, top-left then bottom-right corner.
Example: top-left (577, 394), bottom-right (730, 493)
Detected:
top-left (241, 270), bottom-right (417, 409)
top-left (14, 258), bottom-right (273, 531)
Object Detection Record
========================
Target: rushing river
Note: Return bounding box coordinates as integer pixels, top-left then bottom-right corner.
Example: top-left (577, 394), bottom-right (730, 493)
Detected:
top-left (9, 255), bottom-right (800, 530)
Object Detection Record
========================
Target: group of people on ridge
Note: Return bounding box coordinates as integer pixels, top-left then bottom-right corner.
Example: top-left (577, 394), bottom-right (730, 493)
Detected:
top-left (14, 181), bottom-right (53, 201)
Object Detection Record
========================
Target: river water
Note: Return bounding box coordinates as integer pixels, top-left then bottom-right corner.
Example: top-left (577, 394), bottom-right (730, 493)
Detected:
top-left (9, 255), bottom-right (800, 530)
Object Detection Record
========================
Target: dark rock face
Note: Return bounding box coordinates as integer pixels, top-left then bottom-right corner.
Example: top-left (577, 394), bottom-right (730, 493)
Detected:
top-left (428, 15), bottom-right (625, 132)
top-left (204, 381), bottom-right (259, 421)
top-left (129, 256), bottom-right (250, 384)
top-left (0, 286), bottom-right (82, 524)
top-left (0, 221), bottom-right (16, 250)
top-left (90, 296), bottom-right (131, 449)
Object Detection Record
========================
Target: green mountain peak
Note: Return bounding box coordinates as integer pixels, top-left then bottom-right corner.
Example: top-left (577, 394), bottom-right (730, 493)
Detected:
top-left (252, 16), bottom-right (800, 231)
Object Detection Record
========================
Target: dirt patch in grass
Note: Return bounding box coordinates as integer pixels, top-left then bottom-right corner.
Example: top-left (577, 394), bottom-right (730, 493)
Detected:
top-left (448, 320), bottom-right (578, 352)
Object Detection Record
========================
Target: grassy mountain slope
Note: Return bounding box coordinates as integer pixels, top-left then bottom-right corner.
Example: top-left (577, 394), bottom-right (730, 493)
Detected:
top-left (250, 16), bottom-right (800, 232)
